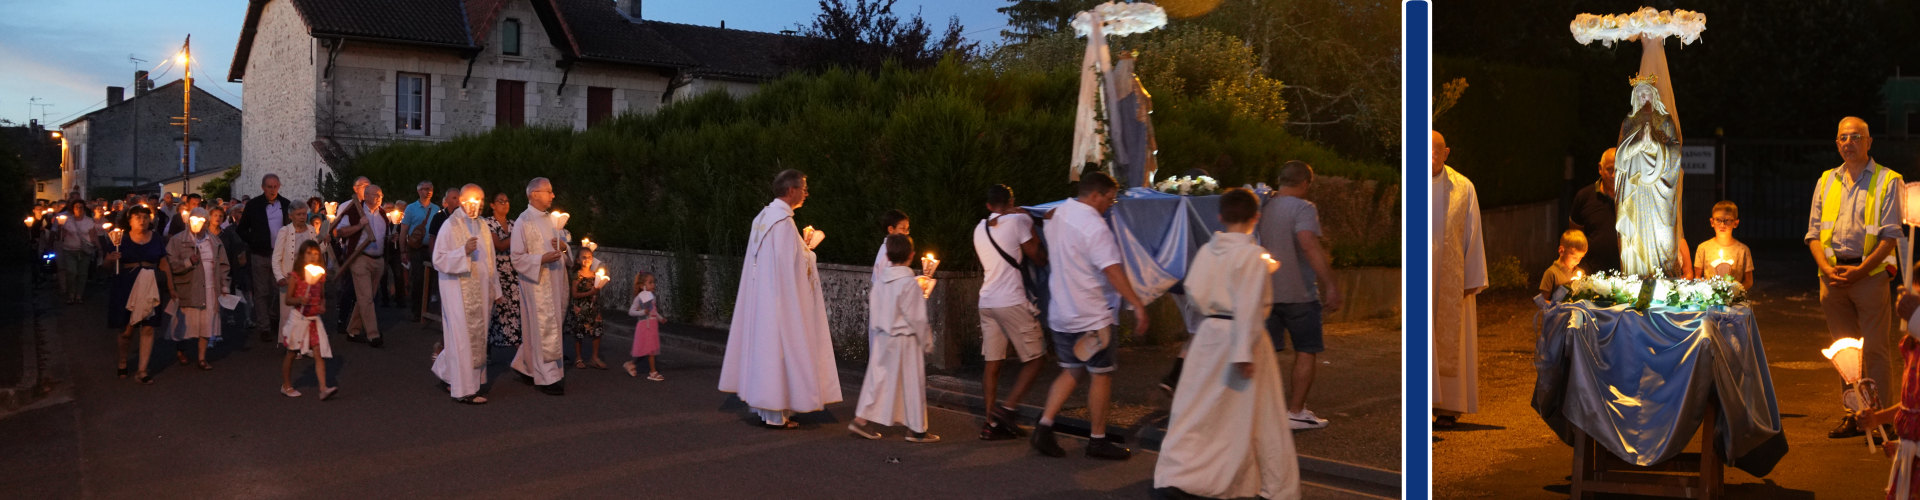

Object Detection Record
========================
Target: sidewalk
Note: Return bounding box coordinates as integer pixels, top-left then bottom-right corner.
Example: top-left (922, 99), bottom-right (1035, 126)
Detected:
top-left (0, 261), bottom-right (51, 415)
top-left (604, 311), bottom-right (1403, 490)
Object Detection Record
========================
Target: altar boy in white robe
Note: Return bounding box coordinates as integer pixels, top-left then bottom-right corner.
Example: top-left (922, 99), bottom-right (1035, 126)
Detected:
top-left (1431, 131), bottom-right (1488, 429)
top-left (511, 178), bottom-right (571, 395)
top-left (848, 234), bottom-right (940, 443)
top-left (1154, 187), bottom-right (1299, 500)
top-left (719, 169), bottom-right (841, 428)
top-left (432, 185), bottom-right (499, 404)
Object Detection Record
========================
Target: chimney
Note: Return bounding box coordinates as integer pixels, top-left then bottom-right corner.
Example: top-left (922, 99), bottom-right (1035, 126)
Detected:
top-left (615, 0), bottom-right (641, 20)
top-left (108, 86), bottom-right (125, 106)
top-left (721, 20), bottom-right (726, 29)
top-left (135, 70), bottom-right (153, 96)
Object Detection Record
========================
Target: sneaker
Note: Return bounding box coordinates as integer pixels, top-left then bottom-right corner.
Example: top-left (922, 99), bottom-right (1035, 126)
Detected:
top-left (1085, 436), bottom-right (1132, 460)
top-left (980, 422), bottom-right (1020, 441)
top-left (906, 431), bottom-right (942, 443)
top-left (989, 406), bottom-right (1026, 437)
top-left (1030, 425), bottom-right (1065, 457)
top-left (1831, 414), bottom-right (1865, 439)
top-left (1290, 409), bottom-right (1330, 430)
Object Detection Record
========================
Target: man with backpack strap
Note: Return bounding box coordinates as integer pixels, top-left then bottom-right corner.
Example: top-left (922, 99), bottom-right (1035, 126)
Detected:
top-left (972, 184), bottom-right (1050, 440)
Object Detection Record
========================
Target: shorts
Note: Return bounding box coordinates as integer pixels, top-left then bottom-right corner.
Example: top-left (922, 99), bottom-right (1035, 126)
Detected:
top-left (980, 304), bottom-right (1046, 363)
top-left (1265, 301), bottom-right (1325, 354)
top-left (1051, 326), bottom-right (1116, 374)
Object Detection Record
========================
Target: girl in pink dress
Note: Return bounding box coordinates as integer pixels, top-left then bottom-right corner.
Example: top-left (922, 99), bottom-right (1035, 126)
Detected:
top-left (625, 272), bottom-right (664, 381)
top-left (279, 241), bottom-right (337, 401)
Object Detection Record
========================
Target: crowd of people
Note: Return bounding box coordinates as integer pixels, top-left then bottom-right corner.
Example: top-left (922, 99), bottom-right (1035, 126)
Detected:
top-left (27, 164), bottom-right (1342, 499)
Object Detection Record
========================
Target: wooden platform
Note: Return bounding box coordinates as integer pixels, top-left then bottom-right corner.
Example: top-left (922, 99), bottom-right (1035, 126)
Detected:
top-left (1571, 401), bottom-right (1724, 499)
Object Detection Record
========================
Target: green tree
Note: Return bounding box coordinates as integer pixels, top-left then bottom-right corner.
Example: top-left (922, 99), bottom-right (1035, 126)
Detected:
top-left (995, 0), bottom-right (1103, 43)
top-left (782, 0), bottom-right (980, 73)
top-left (198, 165), bottom-right (241, 200)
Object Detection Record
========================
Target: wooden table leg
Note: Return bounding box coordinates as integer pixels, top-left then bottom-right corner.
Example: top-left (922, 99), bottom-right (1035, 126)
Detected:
top-left (1700, 401), bottom-right (1723, 499)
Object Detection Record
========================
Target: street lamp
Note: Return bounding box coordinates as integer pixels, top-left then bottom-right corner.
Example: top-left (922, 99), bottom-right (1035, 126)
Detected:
top-left (49, 131), bottom-right (61, 139)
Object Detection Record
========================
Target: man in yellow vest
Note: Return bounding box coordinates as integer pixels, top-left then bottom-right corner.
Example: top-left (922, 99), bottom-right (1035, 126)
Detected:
top-left (1807, 116), bottom-right (1905, 439)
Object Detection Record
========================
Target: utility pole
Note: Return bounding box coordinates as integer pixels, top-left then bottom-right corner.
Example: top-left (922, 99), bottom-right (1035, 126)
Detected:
top-left (170, 35), bottom-right (195, 195)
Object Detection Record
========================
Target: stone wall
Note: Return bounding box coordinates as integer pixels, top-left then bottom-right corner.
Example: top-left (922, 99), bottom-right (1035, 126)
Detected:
top-left (588, 247), bottom-right (983, 370)
top-left (236, 0), bottom-right (321, 202)
top-left (589, 246), bottom-right (1401, 369)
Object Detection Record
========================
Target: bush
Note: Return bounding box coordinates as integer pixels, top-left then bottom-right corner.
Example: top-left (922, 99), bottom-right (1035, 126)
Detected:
top-left (351, 60), bottom-right (1399, 309)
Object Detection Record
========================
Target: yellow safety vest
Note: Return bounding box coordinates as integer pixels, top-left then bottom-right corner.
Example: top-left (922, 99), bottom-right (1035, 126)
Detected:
top-left (1818, 162), bottom-right (1901, 276)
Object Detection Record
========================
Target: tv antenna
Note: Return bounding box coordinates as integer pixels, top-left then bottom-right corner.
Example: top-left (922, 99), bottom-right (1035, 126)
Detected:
top-left (129, 54), bottom-right (148, 73)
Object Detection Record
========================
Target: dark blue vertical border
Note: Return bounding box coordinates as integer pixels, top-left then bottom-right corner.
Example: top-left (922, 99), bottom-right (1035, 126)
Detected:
top-left (1402, 1), bottom-right (1430, 499)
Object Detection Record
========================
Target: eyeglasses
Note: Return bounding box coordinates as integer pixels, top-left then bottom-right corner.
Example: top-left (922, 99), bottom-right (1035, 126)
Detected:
top-left (1838, 133), bottom-right (1867, 142)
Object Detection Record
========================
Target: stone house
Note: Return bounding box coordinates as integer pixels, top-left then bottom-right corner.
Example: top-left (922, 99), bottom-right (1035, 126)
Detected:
top-left (0, 121), bottom-right (64, 202)
top-left (227, 0), bottom-right (795, 201)
top-left (58, 76), bottom-right (244, 199)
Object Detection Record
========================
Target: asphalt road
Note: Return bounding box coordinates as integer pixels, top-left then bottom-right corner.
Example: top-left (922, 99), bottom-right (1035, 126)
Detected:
top-left (1433, 240), bottom-right (1882, 499)
top-left (0, 281), bottom-right (1380, 499)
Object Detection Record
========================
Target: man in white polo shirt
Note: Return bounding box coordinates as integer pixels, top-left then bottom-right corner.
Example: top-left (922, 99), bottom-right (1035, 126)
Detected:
top-left (973, 184), bottom-right (1049, 441)
top-left (1030, 171), bottom-right (1150, 461)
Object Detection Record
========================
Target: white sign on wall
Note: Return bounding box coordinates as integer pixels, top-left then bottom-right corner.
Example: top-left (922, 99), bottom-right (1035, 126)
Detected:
top-left (1681, 145), bottom-right (1715, 175)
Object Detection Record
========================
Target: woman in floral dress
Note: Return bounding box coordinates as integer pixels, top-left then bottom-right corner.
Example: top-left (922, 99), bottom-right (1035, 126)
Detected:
top-left (484, 192), bottom-right (522, 347)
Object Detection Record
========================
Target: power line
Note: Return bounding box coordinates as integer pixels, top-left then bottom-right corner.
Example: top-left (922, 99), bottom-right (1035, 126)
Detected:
top-left (188, 56), bottom-right (245, 106)
top-left (45, 98), bottom-right (107, 126)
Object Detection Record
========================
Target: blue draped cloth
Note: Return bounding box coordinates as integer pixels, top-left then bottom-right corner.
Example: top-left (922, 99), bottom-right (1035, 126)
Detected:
top-left (1024, 188), bottom-right (1225, 322)
top-left (1532, 300), bottom-right (1788, 476)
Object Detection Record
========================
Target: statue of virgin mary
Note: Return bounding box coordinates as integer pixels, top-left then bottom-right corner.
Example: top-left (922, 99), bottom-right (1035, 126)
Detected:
top-left (1614, 73), bottom-right (1684, 277)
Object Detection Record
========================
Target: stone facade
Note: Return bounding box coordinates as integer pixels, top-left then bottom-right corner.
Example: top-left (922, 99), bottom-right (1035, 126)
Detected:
top-left (234, 0), bottom-right (683, 203)
top-left (235, 0), bottom-right (321, 203)
top-left (59, 80), bottom-right (242, 198)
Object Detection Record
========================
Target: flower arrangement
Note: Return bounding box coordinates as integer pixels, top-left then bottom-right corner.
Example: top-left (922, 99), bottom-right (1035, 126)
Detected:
top-left (1072, 2), bottom-right (1168, 38)
top-left (1154, 175), bottom-right (1221, 196)
top-left (1563, 270), bottom-right (1746, 310)
top-left (1570, 7), bottom-right (1706, 47)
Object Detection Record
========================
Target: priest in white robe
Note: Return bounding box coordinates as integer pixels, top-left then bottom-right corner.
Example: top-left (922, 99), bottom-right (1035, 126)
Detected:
top-left (432, 184), bottom-right (500, 404)
top-left (848, 234), bottom-right (938, 442)
top-left (510, 178), bottom-right (571, 395)
top-left (719, 169), bottom-right (841, 428)
top-left (1154, 188), bottom-right (1299, 500)
top-left (1431, 131), bottom-right (1488, 428)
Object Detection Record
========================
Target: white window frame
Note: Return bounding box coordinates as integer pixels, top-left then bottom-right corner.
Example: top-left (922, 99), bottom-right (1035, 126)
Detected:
top-left (397, 73), bottom-right (429, 136)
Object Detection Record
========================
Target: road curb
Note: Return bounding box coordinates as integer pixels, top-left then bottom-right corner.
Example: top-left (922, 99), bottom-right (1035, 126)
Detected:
top-left (658, 328), bottom-right (1401, 493)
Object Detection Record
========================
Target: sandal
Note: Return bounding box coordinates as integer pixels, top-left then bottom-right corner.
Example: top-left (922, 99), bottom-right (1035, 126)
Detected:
top-left (136, 372), bottom-right (153, 385)
top-left (453, 395), bottom-right (489, 405)
top-left (175, 351), bottom-right (190, 365)
top-left (197, 361), bottom-right (213, 371)
top-left (648, 372), bottom-right (666, 382)
top-left (281, 386), bottom-right (302, 398)
top-left (589, 359), bottom-right (608, 370)
top-left (574, 360), bottom-right (587, 369)
top-left (319, 387), bottom-right (339, 401)
top-left (623, 361), bottom-right (639, 377)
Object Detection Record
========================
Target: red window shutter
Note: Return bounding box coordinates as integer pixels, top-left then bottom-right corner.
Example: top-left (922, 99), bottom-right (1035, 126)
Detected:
top-left (588, 87), bottom-right (613, 127)
top-left (497, 80), bottom-right (525, 128)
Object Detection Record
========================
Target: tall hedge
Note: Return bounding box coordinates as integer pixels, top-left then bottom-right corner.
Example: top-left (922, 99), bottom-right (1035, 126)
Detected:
top-left (351, 60), bottom-right (1397, 274)
top-left (1433, 56), bottom-right (1580, 208)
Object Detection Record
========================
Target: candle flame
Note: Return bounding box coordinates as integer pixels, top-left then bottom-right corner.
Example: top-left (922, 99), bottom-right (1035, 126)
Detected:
top-left (1573, 270), bottom-right (1583, 280)
top-left (101, 223), bottom-right (112, 230)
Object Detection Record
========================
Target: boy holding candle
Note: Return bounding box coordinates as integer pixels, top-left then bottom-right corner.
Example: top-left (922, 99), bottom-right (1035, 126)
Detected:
top-left (848, 234), bottom-right (940, 442)
top-left (1539, 229), bottom-right (1588, 296)
top-left (1692, 201), bottom-right (1754, 289)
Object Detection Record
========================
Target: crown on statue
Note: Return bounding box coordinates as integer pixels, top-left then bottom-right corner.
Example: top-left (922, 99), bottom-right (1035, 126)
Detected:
top-left (1628, 74), bottom-right (1659, 87)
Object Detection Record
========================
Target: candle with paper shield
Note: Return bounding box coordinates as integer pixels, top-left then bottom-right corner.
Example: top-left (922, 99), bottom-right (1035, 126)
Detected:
top-left (1260, 253), bottom-right (1280, 273)
top-left (303, 264), bottom-right (327, 285)
top-left (55, 214), bottom-right (67, 225)
top-left (22, 217), bottom-right (32, 227)
top-left (386, 210), bottom-right (403, 225)
top-left (800, 226), bottom-right (825, 250)
top-left (324, 201), bottom-right (338, 221)
top-left (921, 253), bottom-right (940, 277)
top-left (549, 211), bottom-right (570, 230)
top-left (593, 268), bottom-right (609, 289)
top-left (189, 215), bottom-right (206, 234)
top-left (1823, 337), bottom-right (1890, 450)
top-left (580, 237), bottom-right (597, 253)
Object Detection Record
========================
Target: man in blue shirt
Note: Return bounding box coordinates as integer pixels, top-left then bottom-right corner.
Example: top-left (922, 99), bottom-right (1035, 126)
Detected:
top-left (402, 181), bottom-right (441, 322)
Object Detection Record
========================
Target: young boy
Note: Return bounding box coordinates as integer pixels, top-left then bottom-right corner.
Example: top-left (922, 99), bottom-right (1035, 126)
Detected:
top-left (872, 210), bottom-right (910, 284)
top-left (1692, 201), bottom-right (1754, 289)
top-left (849, 234), bottom-right (940, 443)
top-left (1539, 229), bottom-right (1588, 296)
